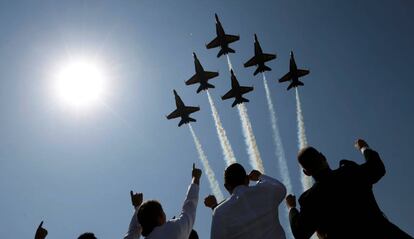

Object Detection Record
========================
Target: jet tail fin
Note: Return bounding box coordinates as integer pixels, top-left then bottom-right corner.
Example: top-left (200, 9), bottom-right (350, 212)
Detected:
top-left (217, 47), bottom-right (236, 58)
top-left (287, 80), bottom-right (304, 91)
top-left (196, 83), bottom-right (215, 93)
top-left (254, 65), bottom-right (272, 76)
top-left (232, 97), bottom-right (249, 107)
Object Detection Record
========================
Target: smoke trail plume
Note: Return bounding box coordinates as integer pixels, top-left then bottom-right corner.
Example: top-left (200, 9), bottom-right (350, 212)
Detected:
top-left (188, 124), bottom-right (224, 201)
top-left (226, 54), bottom-right (233, 71)
top-left (295, 88), bottom-right (313, 191)
top-left (237, 103), bottom-right (265, 173)
top-left (206, 90), bottom-right (237, 166)
top-left (262, 73), bottom-right (292, 193)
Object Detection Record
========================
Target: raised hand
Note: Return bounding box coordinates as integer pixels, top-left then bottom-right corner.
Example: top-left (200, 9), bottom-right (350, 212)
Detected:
top-left (248, 170), bottom-right (262, 181)
top-left (35, 221), bottom-right (48, 239)
top-left (286, 194), bottom-right (297, 209)
top-left (192, 163), bottom-right (202, 185)
top-left (204, 195), bottom-right (218, 210)
top-left (354, 139), bottom-right (369, 151)
top-left (130, 191), bottom-right (143, 208)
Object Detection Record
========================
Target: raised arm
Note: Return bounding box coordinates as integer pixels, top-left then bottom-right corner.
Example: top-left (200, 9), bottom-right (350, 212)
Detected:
top-left (171, 163), bottom-right (201, 236)
top-left (250, 170), bottom-right (287, 203)
top-left (355, 139), bottom-right (386, 185)
top-left (34, 221), bottom-right (48, 239)
top-left (124, 191), bottom-right (142, 239)
top-left (286, 195), bottom-right (317, 239)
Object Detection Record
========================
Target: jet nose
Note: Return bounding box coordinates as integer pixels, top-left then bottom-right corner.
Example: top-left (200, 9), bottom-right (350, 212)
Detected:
top-left (215, 13), bottom-right (219, 22)
top-left (173, 89), bottom-right (177, 95)
top-left (192, 52), bottom-right (197, 58)
top-left (254, 34), bottom-right (258, 42)
top-left (290, 51), bottom-right (294, 56)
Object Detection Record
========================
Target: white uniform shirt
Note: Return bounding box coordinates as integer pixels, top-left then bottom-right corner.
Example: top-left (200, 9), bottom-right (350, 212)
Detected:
top-left (124, 183), bottom-right (199, 239)
top-left (211, 175), bottom-right (287, 239)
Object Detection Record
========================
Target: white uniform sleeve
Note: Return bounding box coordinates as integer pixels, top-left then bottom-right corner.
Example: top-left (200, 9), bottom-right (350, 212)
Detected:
top-left (256, 174), bottom-right (287, 204)
top-left (124, 207), bottom-right (142, 239)
top-left (211, 209), bottom-right (226, 239)
top-left (170, 183), bottom-right (200, 236)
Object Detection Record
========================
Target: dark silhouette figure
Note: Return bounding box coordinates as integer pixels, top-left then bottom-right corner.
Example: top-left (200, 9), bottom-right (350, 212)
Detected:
top-left (78, 232), bottom-right (97, 239)
top-left (166, 90), bottom-right (200, 127)
top-left (286, 139), bottom-right (412, 239)
top-left (221, 70), bottom-right (254, 107)
top-left (34, 221), bottom-right (48, 239)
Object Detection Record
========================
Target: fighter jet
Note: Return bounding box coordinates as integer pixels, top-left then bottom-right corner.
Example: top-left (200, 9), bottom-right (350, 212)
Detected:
top-left (221, 70), bottom-right (254, 107)
top-left (244, 34), bottom-right (276, 76)
top-left (166, 90), bottom-right (200, 127)
top-left (185, 52), bottom-right (219, 93)
top-left (206, 14), bottom-right (240, 58)
top-left (278, 51), bottom-right (310, 90)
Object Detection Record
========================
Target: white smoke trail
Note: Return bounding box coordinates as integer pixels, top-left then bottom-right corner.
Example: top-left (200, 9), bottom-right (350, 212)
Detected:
top-left (262, 73), bottom-right (292, 193)
top-left (237, 103), bottom-right (265, 173)
top-left (295, 88), bottom-right (313, 191)
top-left (226, 54), bottom-right (233, 71)
top-left (206, 90), bottom-right (237, 166)
top-left (188, 124), bottom-right (224, 201)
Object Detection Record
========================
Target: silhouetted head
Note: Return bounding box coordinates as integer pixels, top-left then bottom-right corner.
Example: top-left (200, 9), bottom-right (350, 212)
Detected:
top-left (298, 147), bottom-right (330, 177)
top-left (224, 163), bottom-right (249, 194)
top-left (189, 229), bottom-right (199, 239)
top-left (78, 232), bottom-right (97, 239)
top-left (137, 200), bottom-right (167, 236)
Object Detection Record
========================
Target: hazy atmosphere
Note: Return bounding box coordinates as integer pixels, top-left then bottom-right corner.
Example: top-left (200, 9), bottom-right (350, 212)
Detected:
top-left (0, 1), bottom-right (413, 238)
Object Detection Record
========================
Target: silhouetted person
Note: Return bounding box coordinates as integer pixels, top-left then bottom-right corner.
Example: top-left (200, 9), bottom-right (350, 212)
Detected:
top-left (34, 221), bottom-right (48, 239)
top-left (124, 163), bottom-right (202, 239)
top-left (206, 163), bottom-right (287, 239)
top-left (286, 139), bottom-right (413, 239)
top-left (78, 232), bottom-right (97, 239)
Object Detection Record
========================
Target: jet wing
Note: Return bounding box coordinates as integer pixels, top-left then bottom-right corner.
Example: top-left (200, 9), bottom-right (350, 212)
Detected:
top-left (262, 53), bottom-right (276, 62)
top-left (221, 89), bottom-right (235, 100)
top-left (297, 69), bottom-right (310, 77)
top-left (240, 86), bottom-right (254, 94)
top-left (224, 34), bottom-right (239, 44)
top-left (244, 56), bottom-right (258, 67)
top-left (204, 71), bottom-right (219, 80)
top-left (278, 72), bottom-right (292, 83)
top-left (185, 106), bottom-right (200, 114)
top-left (166, 109), bottom-right (181, 119)
top-left (206, 37), bottom-right (220, 49)
top-left (185, 74), bottom-right (200, 85)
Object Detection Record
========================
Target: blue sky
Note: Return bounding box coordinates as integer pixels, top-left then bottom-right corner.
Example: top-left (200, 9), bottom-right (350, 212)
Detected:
top-left (0, 0), bottom-right (413, 238)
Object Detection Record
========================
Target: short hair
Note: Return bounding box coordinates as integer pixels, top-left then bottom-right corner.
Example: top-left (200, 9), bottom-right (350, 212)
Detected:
top-left (298, 147), bottom-right (323, 170)
top-left (137, 200), bottom-right (164, 236)
top-left (78, 232), bottom-right (97, 239)
top-left (189, 229), bottom-right (199, 239)
top-left (225, 163), bottom-right (247, 189)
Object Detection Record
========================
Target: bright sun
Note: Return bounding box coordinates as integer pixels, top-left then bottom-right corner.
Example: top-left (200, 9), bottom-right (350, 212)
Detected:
top-left (55, 59), bottom-right (107, 110)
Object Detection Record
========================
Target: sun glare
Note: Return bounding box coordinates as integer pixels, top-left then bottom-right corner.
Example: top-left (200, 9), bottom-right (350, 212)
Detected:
top-left (55, 59), bottom-right (107, 110)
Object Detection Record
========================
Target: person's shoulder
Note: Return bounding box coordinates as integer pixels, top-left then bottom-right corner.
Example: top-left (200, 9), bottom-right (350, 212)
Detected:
top-left (334, 159), bottom-right (360, 175)
top-left (298, 185), bottom-right (319, 206)
top-left (212, 197), bottom-right (231, 216)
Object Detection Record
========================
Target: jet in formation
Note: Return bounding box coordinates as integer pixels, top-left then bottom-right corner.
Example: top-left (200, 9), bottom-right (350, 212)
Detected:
top-left (206, 14), bottom-right (240, 58)
top-left (185, 52), bottom-right (219, 93)
top-left (278, 51), bottom-right (310, 90)
top-left (166, 90), bottom-right (200, 127)
top-left (244, 34), bottom-right (276, 76)
top-left (221, 70), bottom-right (254, 107)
